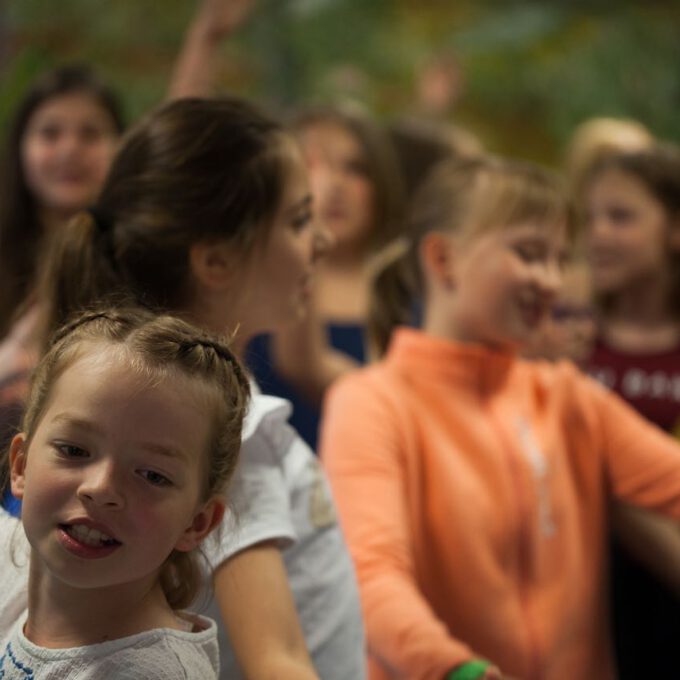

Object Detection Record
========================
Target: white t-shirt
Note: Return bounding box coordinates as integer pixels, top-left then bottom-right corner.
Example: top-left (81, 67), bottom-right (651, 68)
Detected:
top-left (0, 508), bottom-right (29, 639)
top-left (200, 389), bottom-right (366, 680)
top-left (0, 613), bottom-right (218, 679)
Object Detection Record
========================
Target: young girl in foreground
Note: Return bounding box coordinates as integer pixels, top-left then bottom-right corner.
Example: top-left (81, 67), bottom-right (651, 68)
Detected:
top-left (0, 308), bottom-right (249, 679)
top-left (32, 97), bottom-right (363, 679)
top-left (319, 156), bottom-right (680, 680)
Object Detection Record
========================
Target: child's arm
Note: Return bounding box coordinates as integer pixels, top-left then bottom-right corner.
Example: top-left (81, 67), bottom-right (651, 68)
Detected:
top-left (612, 502), bottom-right (680, 597)
top-left (272, 309), bottom-right (360, 405)
top-left (320, 372), bottom-right (492, 679)
top-left (586, 373), bottom-right (680, 517)
top-left (213, 541), bottom-right (320, 680)
top-left (167, 0), bottom-right (256, 100)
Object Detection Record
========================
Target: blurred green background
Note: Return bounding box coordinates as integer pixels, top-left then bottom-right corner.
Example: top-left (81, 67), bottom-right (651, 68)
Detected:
top-left (1, 0), bottom-right (678, 166)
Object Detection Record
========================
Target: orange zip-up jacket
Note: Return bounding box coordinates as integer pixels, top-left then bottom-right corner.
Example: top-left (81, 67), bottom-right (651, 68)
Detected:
top-left (320, 329), bottom-right (680, 680)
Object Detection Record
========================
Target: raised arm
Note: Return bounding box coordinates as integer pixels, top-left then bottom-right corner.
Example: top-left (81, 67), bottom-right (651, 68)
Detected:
top-left (167, 0), bottom-right (256, 99)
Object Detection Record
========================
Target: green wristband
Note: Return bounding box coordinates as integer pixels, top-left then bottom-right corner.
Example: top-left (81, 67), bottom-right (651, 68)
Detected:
top-left (447, 659), bottom-right (492, 680)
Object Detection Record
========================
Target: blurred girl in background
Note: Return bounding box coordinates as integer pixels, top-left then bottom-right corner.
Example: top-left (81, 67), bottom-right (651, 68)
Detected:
top-left (583, 143), bottom-right (680, 679)
top-left (248, 104), bottom-right (405, 449)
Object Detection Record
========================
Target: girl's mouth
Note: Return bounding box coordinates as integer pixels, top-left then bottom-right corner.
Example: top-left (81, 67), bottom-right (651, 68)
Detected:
top-left (59, 523), bottom-right (121, 548)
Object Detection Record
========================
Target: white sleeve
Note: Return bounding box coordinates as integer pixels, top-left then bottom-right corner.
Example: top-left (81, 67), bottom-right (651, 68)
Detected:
top-left (203, 419), bottom-right (297, 569)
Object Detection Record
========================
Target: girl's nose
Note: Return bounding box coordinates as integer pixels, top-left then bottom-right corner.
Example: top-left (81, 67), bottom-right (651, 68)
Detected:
top-left (77, 461), bottom-right (125, 508)
top-left (587, 213), bottom-right (614, 244)
top-left (538, 259), bottom-right (563, 300)
top-left (313, 221), bottom-right (336, 260)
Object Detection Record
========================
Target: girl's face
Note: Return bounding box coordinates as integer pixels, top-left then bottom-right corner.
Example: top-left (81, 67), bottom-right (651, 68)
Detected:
top-left (300, 122), bottom-right (375, 255)
top-left (586, 169), bottom-right (673, 294)
top-left (10, 348), bottom-right (217, 593)
top-left (21, 92), bottom-right (119, 219)
top-left (524, 262), bottom-right (596, 364)
top-left (446, 221), bottom-right (566, 352)
top-left (238, 144), bottom-right (332, 334)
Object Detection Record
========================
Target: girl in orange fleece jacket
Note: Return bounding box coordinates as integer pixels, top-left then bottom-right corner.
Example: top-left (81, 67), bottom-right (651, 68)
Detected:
top-left (319, 156), bottom-right (680, 680)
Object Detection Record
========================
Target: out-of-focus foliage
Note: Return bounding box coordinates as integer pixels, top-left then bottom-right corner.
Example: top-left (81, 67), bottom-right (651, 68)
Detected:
top-left (1, 0), bottom-right (678, 165)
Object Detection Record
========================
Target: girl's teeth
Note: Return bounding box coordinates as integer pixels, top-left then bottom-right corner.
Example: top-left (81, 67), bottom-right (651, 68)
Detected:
top-left (66, 524), bottom-right (117, 546)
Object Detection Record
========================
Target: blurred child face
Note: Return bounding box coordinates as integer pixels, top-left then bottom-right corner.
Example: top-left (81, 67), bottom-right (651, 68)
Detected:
top-left (524, 263), bottom-right (596, 364)
top-left (448, 221), bottom-right (566, 352)
top-left (239, 144), bottom-right (332, 333)
top-left (21, 92), bottom-right (119, 219)
top-left (586, 169), bottom-right (673, 295)
top-left (10, 347), bottom-right (216, 593)
top-left (300, 122), bottom-right (375, 255)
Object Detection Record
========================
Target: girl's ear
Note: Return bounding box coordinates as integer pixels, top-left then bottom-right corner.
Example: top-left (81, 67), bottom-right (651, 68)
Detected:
top-left (9, 434), bottom-right (28, 500)
top-left (419, 231), bottom-right (456, 290)
top-left (174, 497), bottom-right (226, 553)
top-left (188, 241), bottom-right (237, 292)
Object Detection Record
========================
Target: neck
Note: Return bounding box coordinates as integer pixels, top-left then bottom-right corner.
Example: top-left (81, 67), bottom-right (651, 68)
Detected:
top-left (181, 303), bottom-right (249, 361)
top-left (605, 271), bottom-right (676, 327)
top-left (25, 555), bottom-right (178, 648)
top-left (323, 242), bottom-right (369, 272)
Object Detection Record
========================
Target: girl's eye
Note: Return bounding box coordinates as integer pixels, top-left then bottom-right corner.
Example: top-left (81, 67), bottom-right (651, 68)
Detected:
top-left (515, 246), bottom-right (543, 263)
top-left (138, 469), bottom-right (172, 487)
top-left (56, 443), bottom-right (89, 459)
top-left (607, 207), bottom-right (635, 225)
top-left (292, 211), bottom-right (313, 232)
top-left (37, 126), bottom-right (61, 142)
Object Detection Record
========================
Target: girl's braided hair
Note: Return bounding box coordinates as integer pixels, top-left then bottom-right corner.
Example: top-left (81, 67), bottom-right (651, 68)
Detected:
top-left (7, 306), bottom-right (250, 609)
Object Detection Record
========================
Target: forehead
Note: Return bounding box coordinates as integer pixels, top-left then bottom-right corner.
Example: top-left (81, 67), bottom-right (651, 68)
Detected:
top-left (278, 140), bottom-right (310, 204)
top-left (588, 168), bottom-right (648, 199)
top-left (498, 220), bottom-right (567, 248)
top-left (26, 92), bottom-right (117, 129)
top-left (300, 121), bottom-right (365, 162)
top-left (43, 345), bottom-right (214, 423)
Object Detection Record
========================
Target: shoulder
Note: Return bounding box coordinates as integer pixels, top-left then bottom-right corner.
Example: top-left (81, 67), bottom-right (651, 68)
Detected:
top-left (152, 615), bottom-right (219, 680)
top-left (326, 360), bottom-right (407, 412)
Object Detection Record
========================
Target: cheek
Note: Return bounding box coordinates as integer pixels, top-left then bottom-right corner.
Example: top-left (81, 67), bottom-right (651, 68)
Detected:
top-left (348, 177), bottom-right (374, 216)
top-left (20, 470), bottom-right (71, 526)
top-left (21, 140), bottom-right (50, 186)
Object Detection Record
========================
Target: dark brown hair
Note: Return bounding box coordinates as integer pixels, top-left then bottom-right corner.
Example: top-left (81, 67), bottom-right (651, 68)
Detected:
top-left (38, 96), bottom-right (293, 344)
top-left (6, 306), bottom-right (250, 609)
top-left (291, 104), bottom-right (405, 253)
top-left (0, 64), bottom-right (124, 340)
top-left (369, 155), bottom-right (569, 356)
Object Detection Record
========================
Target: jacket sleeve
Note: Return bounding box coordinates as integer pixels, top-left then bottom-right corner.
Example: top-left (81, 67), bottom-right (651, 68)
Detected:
top-left (581, 372), bottom-right (680, 517)
top-left (320, 372), bottom-right (475, 680)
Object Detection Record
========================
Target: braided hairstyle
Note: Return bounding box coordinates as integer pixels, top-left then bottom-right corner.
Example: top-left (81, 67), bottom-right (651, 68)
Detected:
top-left (6, 306), bottom-right (250, 609)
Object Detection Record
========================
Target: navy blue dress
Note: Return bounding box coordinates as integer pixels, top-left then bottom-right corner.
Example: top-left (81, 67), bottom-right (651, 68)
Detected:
top-left (245, 323), bottom-right (366, 452)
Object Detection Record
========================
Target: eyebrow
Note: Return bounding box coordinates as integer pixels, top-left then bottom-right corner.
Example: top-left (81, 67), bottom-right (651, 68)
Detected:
top-left (50, 414), bottom-right (187, 461)
top-left (140, 442), bottom-right (188, 461)
top-left (51, 414), bottom-right (103, 434)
